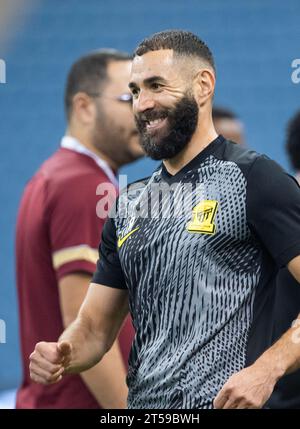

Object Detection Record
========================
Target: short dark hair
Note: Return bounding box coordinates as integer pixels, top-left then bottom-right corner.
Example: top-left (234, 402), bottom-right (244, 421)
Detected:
top-left (134, 30), bottom-right (215, 71)
top-left (286, 110), bottom-right (300, 170)
top-left (212, 106), bottom-right (238, 121)
top-left (64, 49), bottom-right (131, 121)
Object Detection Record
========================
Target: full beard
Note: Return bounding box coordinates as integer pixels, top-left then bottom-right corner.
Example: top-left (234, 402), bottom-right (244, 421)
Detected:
top-left (135, 95), bottom-right (199, 161)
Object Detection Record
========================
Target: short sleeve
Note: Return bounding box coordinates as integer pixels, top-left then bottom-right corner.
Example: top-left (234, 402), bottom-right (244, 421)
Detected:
top-left (247, 155), bottom-right (300, 267)
top-left (92, 214), bottom-right (127, 289)
top-left (48, 173), bottom-right (107, 280)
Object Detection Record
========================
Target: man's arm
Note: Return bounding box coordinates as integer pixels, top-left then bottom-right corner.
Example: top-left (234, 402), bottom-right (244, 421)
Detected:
top-left (214, 255), bottom-right (300, 409)
top-left (58, 273), bottom-right (128, 408)
top-left (29, 281), bottom-right (129, 396)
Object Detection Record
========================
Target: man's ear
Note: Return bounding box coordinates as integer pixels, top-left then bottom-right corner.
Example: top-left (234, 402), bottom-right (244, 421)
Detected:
top-left (71, 92), bottom-right (96, 125)
top-left (193, 68), bottom-right (215, 107)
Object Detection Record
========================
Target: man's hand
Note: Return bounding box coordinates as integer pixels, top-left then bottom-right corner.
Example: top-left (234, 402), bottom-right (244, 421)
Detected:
top-left (29, 341), bottom-right (72, 385)
top-left (213, 362), bottom-right (278, 409)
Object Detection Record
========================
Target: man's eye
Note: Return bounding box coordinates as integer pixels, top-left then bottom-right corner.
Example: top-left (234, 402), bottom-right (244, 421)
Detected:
top-left (151, 82), bottom-right (161, 90)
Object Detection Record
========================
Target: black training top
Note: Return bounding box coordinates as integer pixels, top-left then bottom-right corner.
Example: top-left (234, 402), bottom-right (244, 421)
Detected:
top-left (93, 135), bottom-right (300, 409)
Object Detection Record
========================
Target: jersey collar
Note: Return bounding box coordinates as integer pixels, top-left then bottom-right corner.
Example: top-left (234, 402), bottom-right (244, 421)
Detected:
top-left (160, 135), bottom-right (225, 184)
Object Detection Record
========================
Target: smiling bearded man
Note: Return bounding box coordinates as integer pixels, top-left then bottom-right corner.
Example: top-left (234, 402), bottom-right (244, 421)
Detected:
top-left (29, 30), bottom-right (300, 410)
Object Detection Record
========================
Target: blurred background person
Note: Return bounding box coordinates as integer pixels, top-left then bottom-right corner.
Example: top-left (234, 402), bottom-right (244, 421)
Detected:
top-left (285, 110), bottom-right (300, 184)
top-left (212, 106), bottom-right (245, 145)
top-left (268, 110), bottom-right (300, 409)
top-left (15, 49), bottom-right (143, 409)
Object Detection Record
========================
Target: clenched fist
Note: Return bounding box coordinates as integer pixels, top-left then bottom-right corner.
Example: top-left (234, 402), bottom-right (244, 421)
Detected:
top-left (29, 341), bottom-right (72, 385)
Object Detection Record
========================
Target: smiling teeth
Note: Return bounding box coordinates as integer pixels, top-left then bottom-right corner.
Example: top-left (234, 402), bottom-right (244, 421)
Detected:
top-left (148, 119), bottom-right (163, 125)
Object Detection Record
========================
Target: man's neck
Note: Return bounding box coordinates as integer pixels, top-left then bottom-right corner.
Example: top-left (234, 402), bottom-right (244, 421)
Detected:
top-left (66, 129), bottom-right (118, 172)
top-left (163, 126), bottom-right (218, 176)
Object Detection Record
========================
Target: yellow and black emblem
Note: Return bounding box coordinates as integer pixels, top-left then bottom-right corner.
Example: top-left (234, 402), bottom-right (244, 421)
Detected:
top-left (186, 200), bottom-right (218, 235)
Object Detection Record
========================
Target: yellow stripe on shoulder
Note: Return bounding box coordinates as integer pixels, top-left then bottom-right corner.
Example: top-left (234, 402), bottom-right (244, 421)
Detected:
top-left (52, 245), bottom-right (98, 269)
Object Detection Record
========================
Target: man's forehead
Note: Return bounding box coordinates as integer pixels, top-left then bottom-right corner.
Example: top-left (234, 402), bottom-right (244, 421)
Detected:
top-left (130, 49), bottom-right (176, 82)
top-left (107, 59), bottom-right (132, 81)
top-left (104, 60), bottom-right (132, 92)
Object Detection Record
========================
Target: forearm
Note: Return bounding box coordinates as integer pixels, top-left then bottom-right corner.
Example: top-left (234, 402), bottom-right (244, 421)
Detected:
top-left (254, 313), bottom-right (300, 380)
top-left (58, 313), bottom-right (109, 374)
top-left (80, 340), bottom-right (128, 409)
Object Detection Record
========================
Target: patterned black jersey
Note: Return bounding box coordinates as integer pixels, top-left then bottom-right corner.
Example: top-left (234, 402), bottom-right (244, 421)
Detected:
top-left (93, 135), bottom-right (300, 409)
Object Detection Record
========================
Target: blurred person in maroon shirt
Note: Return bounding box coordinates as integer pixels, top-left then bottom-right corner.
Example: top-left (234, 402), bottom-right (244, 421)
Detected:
top-left (16, 49), bottom-right (144, 409)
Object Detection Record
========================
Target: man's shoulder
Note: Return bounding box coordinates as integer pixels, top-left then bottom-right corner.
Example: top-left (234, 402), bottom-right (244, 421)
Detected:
top-left (29, 149), bottom-right (109, 209)
top-left (40, 148), bottom-right (104, 180)
top-left (222, 139), bottom-right (261, 166)
top-left (37, 149), bottom-right (113, 194)
top-left (217, 139), bottom-right (266, 178)
top-left (222, 141), bottom-right (292, 185)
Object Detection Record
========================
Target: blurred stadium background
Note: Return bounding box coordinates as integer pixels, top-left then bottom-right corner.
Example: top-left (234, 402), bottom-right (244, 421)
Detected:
top-left (0, 0), bottom-right (300, 407)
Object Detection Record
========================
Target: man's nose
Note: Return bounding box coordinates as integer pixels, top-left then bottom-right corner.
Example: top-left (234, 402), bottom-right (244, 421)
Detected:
top-left (134, 90), bottom-right (155, 113)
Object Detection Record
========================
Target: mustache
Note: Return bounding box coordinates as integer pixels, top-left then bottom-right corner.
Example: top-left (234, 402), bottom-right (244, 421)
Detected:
top-left (135, 109), bottom-right (169, 123)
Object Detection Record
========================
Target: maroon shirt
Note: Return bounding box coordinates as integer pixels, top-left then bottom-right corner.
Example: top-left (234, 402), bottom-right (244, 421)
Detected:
top-left (16, 148), bottom-right (134, 409)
